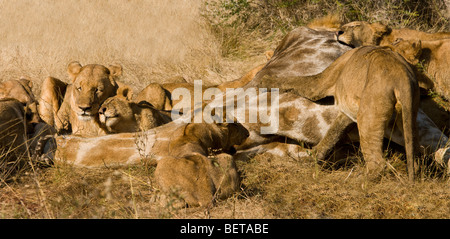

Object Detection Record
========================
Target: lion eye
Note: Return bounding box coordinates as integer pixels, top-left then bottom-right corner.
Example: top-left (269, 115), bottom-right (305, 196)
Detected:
top-left (77, 86), bottom-right (82, 91)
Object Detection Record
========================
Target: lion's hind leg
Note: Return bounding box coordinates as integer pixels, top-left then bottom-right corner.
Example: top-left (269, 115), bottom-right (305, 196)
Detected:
top-left (357, 97), bottom-right (396, 180)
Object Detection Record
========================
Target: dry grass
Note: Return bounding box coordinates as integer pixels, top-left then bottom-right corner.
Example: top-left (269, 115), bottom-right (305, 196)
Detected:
top-left (2, 151), bottom-right (449, 219)
top-left (0, 0), bottom-right (259, 94)
top-left (0, 0), bottom-right (449, 218)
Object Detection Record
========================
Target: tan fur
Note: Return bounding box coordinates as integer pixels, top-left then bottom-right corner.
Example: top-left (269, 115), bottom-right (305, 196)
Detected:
top-left (307, 14), bottom-right (342, 32)
top-left (134, 83), bottom-right (173, 111)
top-left (0, 78), bottom-right (41, 125)
top-left (387, 38), bottom-right (422, 65)
top-left (0, 79), bottom-right (54, 169)
top-left (155, 121), bottom-right (248, 207)
top-left (155, 152), bottom-right (239, 207)
top-left (38, 77), bottom-right (67, 126)
top-left (337, 21), bottom-right (450, 100)
top-left (0, 99), bottom-right (30, 180)
top-left (336, 21), bottom-right (450, 47)
top-left (54, 119), bottom-right (249, 206)
top-left (41, 62), bottom-right (122, 136)
top-left (419, 39), bottom-right (450, 101)
top-left (98, 85), bottom-right (171, 133)
top-left (237, 27), bottom-right (448, 170)
top-left (259, 46), bottom-right (421, 180)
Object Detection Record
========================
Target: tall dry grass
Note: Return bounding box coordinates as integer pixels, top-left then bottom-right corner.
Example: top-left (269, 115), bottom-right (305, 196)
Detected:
top-left (205, 0), bottom-right (450, 58)
top-left (0, 0), bottom-right (238, 94)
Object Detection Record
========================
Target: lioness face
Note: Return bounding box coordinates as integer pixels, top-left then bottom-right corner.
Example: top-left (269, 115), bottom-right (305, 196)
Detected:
top-left (70, 64), bottom-right (119, 121)
top-left (336, 21), bottom-right (389, 47)
top-left (98, 96), bottom-right (133, 129)
top-left (390, 38), bottom-right (422, 65)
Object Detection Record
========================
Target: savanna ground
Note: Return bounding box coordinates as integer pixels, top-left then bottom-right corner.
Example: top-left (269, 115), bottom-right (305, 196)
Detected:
top-left (0, 0), bottom-right (449, 219)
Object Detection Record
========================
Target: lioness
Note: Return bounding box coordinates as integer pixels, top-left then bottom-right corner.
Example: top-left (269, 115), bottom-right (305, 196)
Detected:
top-left (0, 78), bottom-right (54, 162)
top-left (258, 46), bottom-right (421, 181)
top-left (0, 99), bottom-right (32, 180)
top-left (155, 120), bottom-right (248, 207)
top-left (0, 78), bottom-right (41, 125)
top-left (336, 21), bottom-right (450, 101)
top-left (39, 62), bottom-right (122, 136)
top-left (419, 39), bottom-right (450, 101)
top-left (54, 118), bottom-right (249, 167)
top-left (54, 118), bottom-right (249, 206)
top-left (155, 152), bottom-right (239, 207)
top-left (98, 86), bottom-right (171, 133)
top-left (336, 21), bottom-right (450, 47)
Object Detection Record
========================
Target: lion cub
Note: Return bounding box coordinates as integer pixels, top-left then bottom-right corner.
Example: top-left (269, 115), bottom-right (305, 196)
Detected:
top-left (155, 121), bottom-right (249, 207)
top-left (98, 86), bottom-right (171, 133)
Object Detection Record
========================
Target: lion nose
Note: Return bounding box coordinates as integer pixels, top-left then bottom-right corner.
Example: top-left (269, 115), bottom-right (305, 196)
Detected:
top-left (79, 106), bottom-right (92, 112)
top-left (336, 31), bottom-right (344, 36)
top-left (99, 107), bottom-right (106, 114)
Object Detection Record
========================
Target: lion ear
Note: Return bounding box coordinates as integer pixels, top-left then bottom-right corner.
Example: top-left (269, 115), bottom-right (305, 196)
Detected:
top-left (116, 83), bottom-right (133, 100)
top-left (67, 61), bottom-right (82, 82)
top-left (19, 77), bottom-right (33, 89)
top-left (370, 22), bottom-right (391, 41)
top-left (108, 64), bottom-right (123, 77)
top-left (412, 40), bottom-right (422, 49)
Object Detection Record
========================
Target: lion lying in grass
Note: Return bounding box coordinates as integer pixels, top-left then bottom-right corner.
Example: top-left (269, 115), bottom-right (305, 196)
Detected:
top-left (98, 85), bottom-right (171, 133)
top-left (336, 21), bottom-right (450, 47)
top-left (54, 116), bottom-right (249, 206)
top-left (155, 120), bottom-right (248, 207)
top-left (0, 98), bottom-right (32, 180)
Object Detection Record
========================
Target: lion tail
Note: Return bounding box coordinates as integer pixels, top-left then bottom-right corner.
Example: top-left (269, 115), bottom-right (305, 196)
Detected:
top-left (397, 86), bottom-right (420, 182)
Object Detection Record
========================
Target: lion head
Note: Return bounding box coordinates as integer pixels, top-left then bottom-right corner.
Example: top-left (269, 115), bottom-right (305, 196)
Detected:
top-left (389, 38), bottom-right (422, 65)
top-left (99, 85), bottom-right (171, 133)
top-left (67, 61), bottom-right (122, 121)
top-left (0, 78), bottom-right (41, 127)
top-left (336, 21), bottom-right (391, 47)
top-left (180, 121), bottom-right (249, 156)
top-left (98, 96), bottom-right (133, 132)
top-left (220, 122), bottom-right (250, 154)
